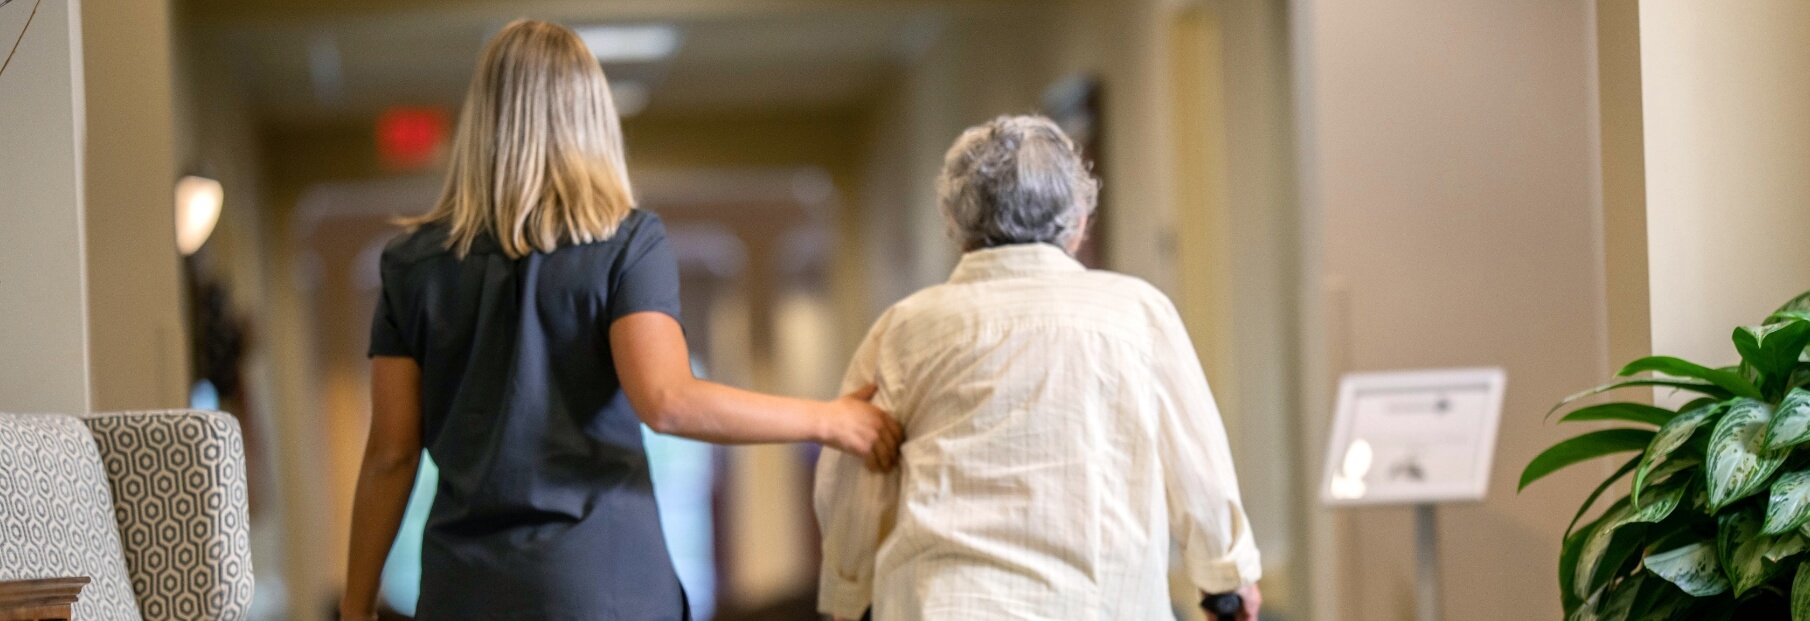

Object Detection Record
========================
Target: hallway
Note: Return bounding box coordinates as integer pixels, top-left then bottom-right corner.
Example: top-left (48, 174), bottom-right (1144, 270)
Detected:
top-left (5, 1), bottom-right (1810, 620)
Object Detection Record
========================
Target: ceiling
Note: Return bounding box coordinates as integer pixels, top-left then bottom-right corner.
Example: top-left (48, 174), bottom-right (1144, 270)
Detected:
top-left (185, 0), bottom-right (1029, 125)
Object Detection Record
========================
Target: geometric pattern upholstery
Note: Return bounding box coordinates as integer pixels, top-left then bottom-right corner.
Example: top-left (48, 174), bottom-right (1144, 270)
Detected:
top-left (82, 410), bottom-right (254, 621)
top-left (0, 412), bottom-right (145, 621)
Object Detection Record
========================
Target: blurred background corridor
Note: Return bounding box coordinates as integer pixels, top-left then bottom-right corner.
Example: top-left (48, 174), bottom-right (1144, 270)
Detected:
top-left (7, 0), bottom-right (1810, 620)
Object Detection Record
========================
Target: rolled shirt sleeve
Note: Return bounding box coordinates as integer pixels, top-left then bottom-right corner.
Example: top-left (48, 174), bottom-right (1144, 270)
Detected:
top-left (814, 312), bottom-right (901, 619)
top-left (1148, 296), bottom-right (1262, 594)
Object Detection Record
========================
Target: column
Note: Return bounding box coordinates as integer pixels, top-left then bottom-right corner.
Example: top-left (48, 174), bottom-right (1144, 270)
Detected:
top-left (0, 0), bottom-right (92, 414)
top-left (1640, 1), bottom-right (1810, 366)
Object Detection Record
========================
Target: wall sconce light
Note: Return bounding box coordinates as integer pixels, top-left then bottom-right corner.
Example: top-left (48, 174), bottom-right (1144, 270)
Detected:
top-left (175, 175), bottom-right (223, 256)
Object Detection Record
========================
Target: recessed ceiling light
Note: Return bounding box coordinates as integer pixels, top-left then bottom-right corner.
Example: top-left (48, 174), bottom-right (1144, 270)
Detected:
top-left (576, 24), bottom-right (681, 63)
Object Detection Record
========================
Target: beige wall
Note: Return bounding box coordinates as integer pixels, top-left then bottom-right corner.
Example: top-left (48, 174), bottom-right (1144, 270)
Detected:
top-left (1640, 1), bottom-right (1810, 369)
top-left (0, 0), bottom-right (92, 415)
top-left (82, 0), bottom-right (189, 411)
top-left (1075, 0), bottom-right (1179, 291)
top-left (855, 10), bottom-right (1051, 312)
top-left (0, 0), bottom-right (92, 418)
top-left (855, 0), bottom-right (1198, 307)
top-left (0, 0), bottom-right (188, 415)
top-left (1597, 0), bottom-right (1651, 370)
top-left (1296, 1), bottom-right (1608, 619)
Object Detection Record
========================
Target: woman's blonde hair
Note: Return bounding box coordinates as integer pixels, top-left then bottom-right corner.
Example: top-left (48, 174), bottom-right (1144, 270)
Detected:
top-left (405, 19), bottom-right (636, 258)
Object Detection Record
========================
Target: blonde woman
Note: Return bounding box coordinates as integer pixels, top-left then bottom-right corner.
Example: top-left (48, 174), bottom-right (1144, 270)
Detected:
top-left (339, 20), bottom-right (901, 621)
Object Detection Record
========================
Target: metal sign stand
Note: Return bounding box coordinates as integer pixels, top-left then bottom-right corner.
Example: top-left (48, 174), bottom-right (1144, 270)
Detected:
top-left (1319, 368), bottom-right (1504, 621)
top-left (1414, 504), bottom-right (1439, 621)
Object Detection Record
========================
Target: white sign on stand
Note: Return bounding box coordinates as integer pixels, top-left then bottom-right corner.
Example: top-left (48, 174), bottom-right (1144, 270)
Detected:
top-left (1320, 367), bottom-right (1507, 506)
top-left (1319, 367), bottom-right (1507, 621)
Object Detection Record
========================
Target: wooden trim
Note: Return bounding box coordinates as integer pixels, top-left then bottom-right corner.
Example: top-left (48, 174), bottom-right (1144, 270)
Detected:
top-left (0, 577), bottom-right (89, 621)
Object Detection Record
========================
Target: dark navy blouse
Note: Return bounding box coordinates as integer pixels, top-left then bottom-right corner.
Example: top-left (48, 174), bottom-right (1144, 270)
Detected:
top-left (369, 210), bottom-right (689, 620)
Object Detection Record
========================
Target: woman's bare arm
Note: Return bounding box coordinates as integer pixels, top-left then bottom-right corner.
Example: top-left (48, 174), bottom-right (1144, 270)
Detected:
top-left (340, 356), bottom-right (425, 621)
top-left (611, 311), bottom-right (901, 471)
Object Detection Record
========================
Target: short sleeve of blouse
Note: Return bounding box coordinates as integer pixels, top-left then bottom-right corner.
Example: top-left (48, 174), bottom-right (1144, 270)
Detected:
top-left (609, 212), bottom-right (683, 323)
top-left (368, 254), bottom-right (414, 359)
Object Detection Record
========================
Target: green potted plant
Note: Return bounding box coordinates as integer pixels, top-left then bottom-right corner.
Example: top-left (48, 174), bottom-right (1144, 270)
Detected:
top-left (1524, 290), bottom-right (1810, 620)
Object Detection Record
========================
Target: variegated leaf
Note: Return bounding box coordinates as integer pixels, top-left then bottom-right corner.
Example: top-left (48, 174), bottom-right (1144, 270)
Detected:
top-left (1571, 582), bottom-right (1657, 621)
top-left (1775, 291), bottom-right (1810, 317)
top-left (1707, 399), bottom-right (1786, 511)
top-left (1770, 532), bottom-right (1810, 564)
top-left (1735, 322), bottom-right (1810, 394)
top-left (1767, 470), bottom-right (1810, 535)
top-left (1619, 356), bottom-right (1763, 400)
top-left (1569, 577), bottom-right (1646, 621)
top-left (1596, 573), bottom-right (1643, 621)
top-left (1646, 457), bottom-right (1699, 488)
top-left (1794, 560), bottom-right (1810, 621)
top-left (1577, 501), bottom-right (1636, 600)
top-left (1633, 594), bottom-right (1689, 621)
top-left (1767, 389), bottom-right (1810, 451)
top-left (1627, 485), bottom-right (1684, 526)
top-left (1569, 456), bottom-right (1643, 538)
top-left (1568, 589), bottom-right (1602, 621)
top-left (1644, 541), bottom-right (1730, 597)
top-left (1737, 321), bottom-right (1795, 354)
top-left (1552, 379), bottom-right (1733, 418)
top-left (1634, 404), bottom-right (1720, 505)
top-left (1720, 506), bottom-right (1781, 597)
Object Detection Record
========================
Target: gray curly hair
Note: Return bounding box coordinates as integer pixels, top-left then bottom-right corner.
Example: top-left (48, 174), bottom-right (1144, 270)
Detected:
top-left (938, 115), bottom-right (1100, 252)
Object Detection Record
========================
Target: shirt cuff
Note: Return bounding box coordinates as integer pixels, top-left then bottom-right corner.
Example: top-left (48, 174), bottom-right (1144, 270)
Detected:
top-left (818, 575), bottom-right (871, 620)
top-left (1186, 547), bottom-right (1263, 595)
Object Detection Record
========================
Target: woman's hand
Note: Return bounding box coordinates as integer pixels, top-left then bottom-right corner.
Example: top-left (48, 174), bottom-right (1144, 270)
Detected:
top-left (819, 384), bottom-right (902, 472)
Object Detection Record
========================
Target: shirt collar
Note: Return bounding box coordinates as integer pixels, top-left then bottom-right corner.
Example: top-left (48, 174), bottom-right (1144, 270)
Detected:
top-left (947, 243), bottom-right (1085, 284)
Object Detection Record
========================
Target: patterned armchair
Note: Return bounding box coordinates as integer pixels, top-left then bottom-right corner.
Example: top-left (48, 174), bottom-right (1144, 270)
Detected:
top-left (0, 410), bottom-right (254, 620)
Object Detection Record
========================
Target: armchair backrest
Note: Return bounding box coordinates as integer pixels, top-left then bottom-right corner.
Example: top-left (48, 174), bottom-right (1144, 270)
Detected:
top-left (0, 412), bottom-right (145, 621)
top-left (82, 410), bottom-right (254, 621)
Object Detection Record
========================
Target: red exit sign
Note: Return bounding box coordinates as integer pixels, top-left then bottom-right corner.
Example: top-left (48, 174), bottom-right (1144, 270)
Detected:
top-left (377, 106), bottom-right (450, 171)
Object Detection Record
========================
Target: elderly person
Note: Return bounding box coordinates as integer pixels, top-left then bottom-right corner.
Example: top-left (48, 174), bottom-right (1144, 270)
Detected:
top-left (814, 115), bottom-right (1262, 621)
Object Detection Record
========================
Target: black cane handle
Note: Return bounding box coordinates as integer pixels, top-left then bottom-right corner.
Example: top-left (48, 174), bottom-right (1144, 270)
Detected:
top-left (1201, 592), bottom-right (1243, 621)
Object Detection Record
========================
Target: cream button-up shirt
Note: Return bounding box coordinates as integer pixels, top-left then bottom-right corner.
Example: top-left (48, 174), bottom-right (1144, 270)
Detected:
top-left (815, 243), bottom-right (1261, 621)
